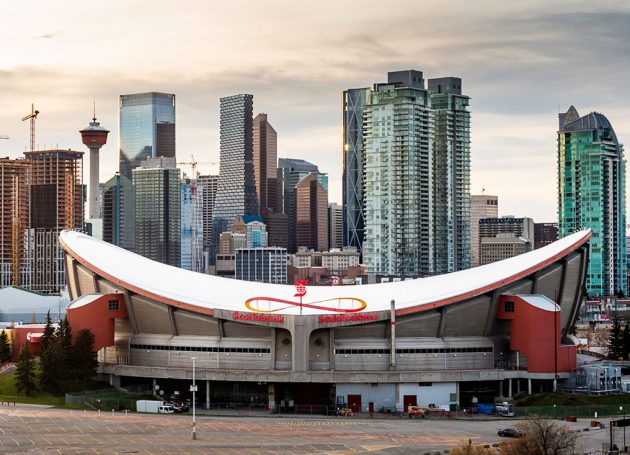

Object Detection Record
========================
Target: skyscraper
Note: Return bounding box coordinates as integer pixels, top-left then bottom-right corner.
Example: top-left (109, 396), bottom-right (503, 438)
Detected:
top-left (558, 106), bottom-right (626, 296)
top-left (253, 113), bottom-right (278, 214)
top-left (24, 149), bottom-right (84, 293)
top-left (102, 172), bottom-right (136, 252)
top-left (133, 157), bottom-right (180, 267)
top-left (479, 217), bottom-right (534, 244)
top-left (277, 158), bottom-right (328, 253)
top-left (0, 158), bottom-right (29, 288)
top-left (342, 87), bottom-right (371, 253)
top-left (363, 70), bottom-right (433, 277)
top-left (119, 92), bottom-right (175, 179)
top-left (212, 94), bottom-right (258, 259)
top-left (429, 77), bottom-right (471, 273)
top-left (328, 202), bottom-right (343, 250)
top-left (181, 179), bottom-right (204, 272)
top-left (470, 194), bottom-right (498, 267)
top-left (198, 174), bottom-right (218, 268)
top-left (295, 173), bottom-right (329, 252)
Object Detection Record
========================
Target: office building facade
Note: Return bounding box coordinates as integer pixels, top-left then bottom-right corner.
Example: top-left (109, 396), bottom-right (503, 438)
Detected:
top-left (429, 77), bottom-right (471, 273)
top-left (480, 234), bottom-right (532, 266)
top-left (558, 106), bottom-right (627, 296)
top-left (235, 247), bottom-right (287, 284)
top-left (470, 195), bottom-right (498, 267)
top-left (212, 94), bottom-right (258, 259)
top-left (328, 202), bottom-right (343, 250)
top-left (295, 174), bottom-right (328, 252)
top-left (534, 223), bottom-right (558, 250)
top-left (119, 92), bottom-right (176, 179)
top-left (133, 157), bottom-right (180, 267)
top-left (102, 173), bottom-right (136, 252)
top-left (253, 113), bottom-right (278, 214)
top-left (479, 217), bottom-right (534, 244)
top-left (363, 70), bottom-right (433, 277)
top-left (181, 180), bottom-right (204, 272)
top-left (277, 158), bottom-right (327, 253)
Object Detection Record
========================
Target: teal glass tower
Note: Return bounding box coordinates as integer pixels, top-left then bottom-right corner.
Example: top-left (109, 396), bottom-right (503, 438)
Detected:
top-left (558, 106), bottom-right (626, 297)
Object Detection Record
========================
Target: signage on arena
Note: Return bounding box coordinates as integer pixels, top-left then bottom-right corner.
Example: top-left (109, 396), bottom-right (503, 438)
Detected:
top-left (318, 313), bottom-right (379, 323)
top-left (231, 312), bottom-right (284, 323)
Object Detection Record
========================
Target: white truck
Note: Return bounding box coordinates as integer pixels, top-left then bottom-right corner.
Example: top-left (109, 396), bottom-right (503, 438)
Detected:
top-left (136, 400), bottom-right (163, 413)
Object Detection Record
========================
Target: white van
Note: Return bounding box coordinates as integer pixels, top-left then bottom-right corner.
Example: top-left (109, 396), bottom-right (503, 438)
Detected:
top-left (158, 404), bottom-right (175, 414)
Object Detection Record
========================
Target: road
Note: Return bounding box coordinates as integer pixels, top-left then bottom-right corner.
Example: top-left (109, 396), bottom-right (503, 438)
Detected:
top-left (0, 405), bottom-right (617, 454)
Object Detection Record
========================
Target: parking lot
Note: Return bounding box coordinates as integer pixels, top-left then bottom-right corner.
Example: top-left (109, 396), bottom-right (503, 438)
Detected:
top-left (0, 404), bottom-right (616, 454)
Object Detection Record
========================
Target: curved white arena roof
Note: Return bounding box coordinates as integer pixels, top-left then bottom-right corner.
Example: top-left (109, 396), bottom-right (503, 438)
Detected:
top-left (60, 229), bottom-right (591, 316)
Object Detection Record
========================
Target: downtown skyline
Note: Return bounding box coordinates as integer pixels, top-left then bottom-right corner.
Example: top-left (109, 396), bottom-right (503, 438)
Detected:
top-left (0, 1), bottom-right (629, 223)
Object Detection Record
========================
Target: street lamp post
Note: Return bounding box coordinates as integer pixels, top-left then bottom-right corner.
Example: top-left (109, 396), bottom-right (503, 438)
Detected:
top-left (191, 357), bottom-right (197, 440)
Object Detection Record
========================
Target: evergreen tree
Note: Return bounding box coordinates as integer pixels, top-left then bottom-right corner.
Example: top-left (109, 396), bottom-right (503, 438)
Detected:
top-left (15, 342), bottom-right (36, 396)
top-left (55, 318), bottom-right (74, 379)
top-left (608, 314), bottom-right (624, 360)
top-left (72, 329), bottom-right (98, 381)
top-left (39, 310), bottom-right (58, 392)
top-left (623, 323), bottom-right (630, 361)
top-left (0, 330), bottom-right (11, 363)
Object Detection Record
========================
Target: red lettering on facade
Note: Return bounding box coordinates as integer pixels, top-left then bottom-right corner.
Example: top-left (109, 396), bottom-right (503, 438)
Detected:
top-left (231, 312), bottom-right (284, 323)
top-left (318, 314), bottom-right (379, 324)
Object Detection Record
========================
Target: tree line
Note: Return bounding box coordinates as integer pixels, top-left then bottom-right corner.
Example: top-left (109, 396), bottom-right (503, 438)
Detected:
top-left (14, 311), bottom-right (98, 396)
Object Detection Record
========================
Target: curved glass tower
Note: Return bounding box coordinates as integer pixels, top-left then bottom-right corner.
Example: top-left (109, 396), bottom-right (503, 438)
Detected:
top-left (558, 106), bottom-right (627, 297)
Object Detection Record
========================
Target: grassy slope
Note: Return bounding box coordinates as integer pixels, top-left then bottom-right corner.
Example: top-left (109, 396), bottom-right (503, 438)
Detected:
top-left (0, 367), bottom-right (111, 406)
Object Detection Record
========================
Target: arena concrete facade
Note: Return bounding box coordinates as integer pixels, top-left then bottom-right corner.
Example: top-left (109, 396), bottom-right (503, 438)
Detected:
top-left (60, 229), bottom-right (590, 412)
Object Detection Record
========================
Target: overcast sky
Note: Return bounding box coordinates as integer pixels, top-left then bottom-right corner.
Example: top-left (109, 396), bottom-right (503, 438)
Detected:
top-left (1, 0), bottom-right (628, 222)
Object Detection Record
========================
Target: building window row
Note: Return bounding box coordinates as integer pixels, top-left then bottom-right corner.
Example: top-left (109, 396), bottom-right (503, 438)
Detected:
top-left (334, 347), bottom-right (493, 355)
top-left (130, 344), bottom-right (270, 353)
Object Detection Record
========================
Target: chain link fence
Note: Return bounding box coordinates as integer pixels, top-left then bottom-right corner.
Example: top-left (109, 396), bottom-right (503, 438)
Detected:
top-left (65, 386), bottom-right (153, 412)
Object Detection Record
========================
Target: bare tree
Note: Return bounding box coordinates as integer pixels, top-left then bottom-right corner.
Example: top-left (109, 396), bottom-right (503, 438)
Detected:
top-left (499, 417), bottom-right (579, 455)
top-left (450, 439), bottom-right (495, 455)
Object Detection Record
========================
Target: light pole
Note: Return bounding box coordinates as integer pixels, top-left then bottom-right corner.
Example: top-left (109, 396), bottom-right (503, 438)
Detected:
top-left (190, 357), bottom-right (197, 440)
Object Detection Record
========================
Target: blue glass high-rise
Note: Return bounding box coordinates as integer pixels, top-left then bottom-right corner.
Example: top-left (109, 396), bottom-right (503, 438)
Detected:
top-left (119, 92), bottom-right (176, 179)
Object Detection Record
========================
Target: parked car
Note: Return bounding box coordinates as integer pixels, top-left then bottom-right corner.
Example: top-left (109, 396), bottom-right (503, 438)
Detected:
top-left (158, 404), bottom-right (175, 414)
top-left (498, 428), bottom-right (523, 438)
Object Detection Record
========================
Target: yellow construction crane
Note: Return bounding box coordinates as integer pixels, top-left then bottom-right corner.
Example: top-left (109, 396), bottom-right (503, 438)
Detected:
top-left (21, 104), bottom-right (39, 152)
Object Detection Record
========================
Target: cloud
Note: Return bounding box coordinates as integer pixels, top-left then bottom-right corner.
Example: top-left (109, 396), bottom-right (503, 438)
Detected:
top-left (0, 1), bottom-right (629, 223)
top-left (35, 31), bottom-right (61, 39)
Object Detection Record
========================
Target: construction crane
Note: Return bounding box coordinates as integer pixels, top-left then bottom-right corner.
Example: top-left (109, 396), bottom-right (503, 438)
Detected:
top-left (21, 104), bottom-right (39, 152)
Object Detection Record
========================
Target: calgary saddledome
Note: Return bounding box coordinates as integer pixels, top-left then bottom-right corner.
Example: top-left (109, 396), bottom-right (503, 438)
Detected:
top-left (60, 229), bottom-right (590, 412)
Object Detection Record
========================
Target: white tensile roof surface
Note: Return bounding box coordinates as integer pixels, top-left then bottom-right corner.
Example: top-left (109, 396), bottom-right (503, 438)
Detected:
top-left (59, 229), bottom-right (590, 316)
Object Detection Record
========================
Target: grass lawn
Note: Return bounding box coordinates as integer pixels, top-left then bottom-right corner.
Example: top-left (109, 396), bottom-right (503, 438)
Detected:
top-left (0, 366), bottom-right (111, 406)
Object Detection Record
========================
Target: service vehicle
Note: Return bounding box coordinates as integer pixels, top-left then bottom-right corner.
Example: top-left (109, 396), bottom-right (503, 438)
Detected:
top-left (158, 404), bottom-right (175, 413)
top-left (407, 406), bottom-right (426, 418)
top-left (136, 400), bottom-right (163, 413)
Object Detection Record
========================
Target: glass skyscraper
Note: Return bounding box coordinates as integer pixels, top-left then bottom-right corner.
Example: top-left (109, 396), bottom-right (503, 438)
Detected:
top-left (558, 106), bottom-right (627, 297)
top-left (211, 94), bottom-right (258, 261)
top-left (277, 158), bottom-right (328, 253)
top-left (181, 180), bottom-right (204, 272)
top-left (342, 88), bottom-right (370, 253)
top-left (133, 157), bottom-right (181, 267)
top-left (103, 172), bottom-right (136, 252)
top-left (363, 70), bottom-right (433, 277)
top-left (119, 92), bottom-right (176, 179)
top-left (429, 77), bottom-right (471, 273)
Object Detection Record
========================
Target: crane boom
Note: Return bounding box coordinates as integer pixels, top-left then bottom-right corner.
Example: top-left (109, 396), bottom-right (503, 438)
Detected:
top-left (21, 103), bottom-right (39, 152)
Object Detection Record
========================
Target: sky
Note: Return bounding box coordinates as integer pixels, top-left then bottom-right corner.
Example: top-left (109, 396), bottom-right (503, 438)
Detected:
top-left (0, 0), bottom-right (629, 222)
